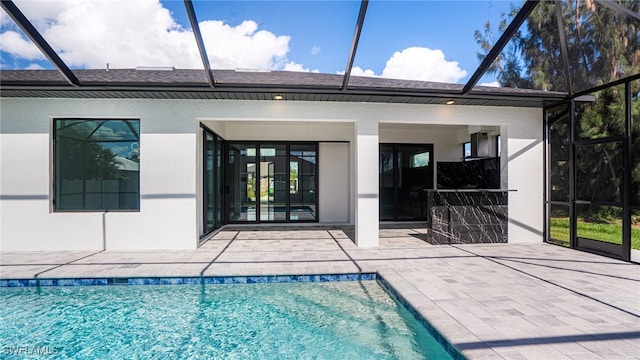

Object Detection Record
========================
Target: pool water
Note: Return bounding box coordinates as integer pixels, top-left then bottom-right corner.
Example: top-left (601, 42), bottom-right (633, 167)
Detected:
top-left (1, 281), bottom-right (454, 359)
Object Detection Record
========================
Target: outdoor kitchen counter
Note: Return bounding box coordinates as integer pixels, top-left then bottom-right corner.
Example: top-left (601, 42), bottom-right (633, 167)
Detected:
top-left (423, 189), bottom-right (516, 244)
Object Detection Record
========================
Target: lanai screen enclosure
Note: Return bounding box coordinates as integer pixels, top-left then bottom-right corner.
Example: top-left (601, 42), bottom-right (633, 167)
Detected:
top-left (0, 0), bottom-right (638, 262)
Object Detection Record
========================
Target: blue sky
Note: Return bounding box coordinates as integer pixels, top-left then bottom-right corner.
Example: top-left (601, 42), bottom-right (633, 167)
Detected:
top-left (0, 0), bottom-right (520, 86)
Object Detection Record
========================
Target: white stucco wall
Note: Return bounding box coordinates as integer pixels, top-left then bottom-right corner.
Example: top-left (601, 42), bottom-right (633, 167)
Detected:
top-left (319, 143), bottom-right (350, 223)
top-left (0, 98), bottom-right (198, 251)
top-left (1, 97), bottom-right (543, 250)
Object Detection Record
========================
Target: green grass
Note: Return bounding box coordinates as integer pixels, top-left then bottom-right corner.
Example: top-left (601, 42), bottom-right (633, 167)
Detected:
top-left (549, 218), bottom-right (640, 249)
top-left (549, 218), bottom-right (570, 247)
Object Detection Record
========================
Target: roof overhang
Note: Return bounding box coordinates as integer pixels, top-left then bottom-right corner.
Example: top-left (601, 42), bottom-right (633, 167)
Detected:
top-left (0, 69), bottom-right (567, 108)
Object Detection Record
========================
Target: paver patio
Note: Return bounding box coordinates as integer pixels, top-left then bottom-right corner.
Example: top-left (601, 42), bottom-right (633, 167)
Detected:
top-left (1, 225), bottom-right (639, 359)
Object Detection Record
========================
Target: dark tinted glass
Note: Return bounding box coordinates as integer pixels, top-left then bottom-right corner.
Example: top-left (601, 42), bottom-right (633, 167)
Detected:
top-left (396, 144), bottom-right (433, 220)
top-left (205, 133), bottom-right (215, 232)
top-left (290, 144), bottom-right (317, 221)
top-left (55, 119), bottom-right (140, 211)
top-left (259, 144), bottom-right (287, 221)
top-left (379, 144), bottom-right (395, 220)
top-left (228, 143), bottom-right (257, 222)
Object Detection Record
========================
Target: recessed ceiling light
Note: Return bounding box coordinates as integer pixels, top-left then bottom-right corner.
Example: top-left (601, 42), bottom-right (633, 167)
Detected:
top-left (446, 100), bottom-right (455, 105)
top-left (273, 94), bottom-right (284, 100)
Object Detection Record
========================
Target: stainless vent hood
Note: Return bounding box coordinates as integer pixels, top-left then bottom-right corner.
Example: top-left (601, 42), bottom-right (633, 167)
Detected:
top-left (470, 132), bottom-right (493, 158)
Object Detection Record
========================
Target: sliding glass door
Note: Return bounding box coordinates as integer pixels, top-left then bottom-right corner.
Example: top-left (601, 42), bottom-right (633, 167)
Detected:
top-left (379, 143), bottom-right (434, 221)
top-left (227, 142), bottom-right (318, 223)
top-left (202, 133), bottom-right (319, 229)
top-left (202, 134), bottom-right (318, 229)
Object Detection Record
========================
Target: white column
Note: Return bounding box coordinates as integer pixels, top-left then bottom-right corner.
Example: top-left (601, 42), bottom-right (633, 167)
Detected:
top-left (355, 119), bottom-right (379, 247)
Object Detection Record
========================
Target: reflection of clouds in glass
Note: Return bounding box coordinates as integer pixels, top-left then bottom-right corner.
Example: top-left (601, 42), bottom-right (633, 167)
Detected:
top-left (114, 157), bottom-right (139, 171)
top-left (107, 144), bottom-right (129, 156)
top-left (59, 120), bottom-right (138, 141)
top-left (104, 142), bottom-right (139, 160)
top-left (71, 120), bottom-right (138, 141)
top-left (58, 120), bottom-right (97, 139)
top-left (94, 125), bottom-right (123, 141)
top-left (291, 151), bottom-right (316, 164)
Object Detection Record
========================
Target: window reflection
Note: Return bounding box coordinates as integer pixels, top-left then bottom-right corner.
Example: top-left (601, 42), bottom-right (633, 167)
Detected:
top-left (55, 119), bottom-right (140, 211)
top-left (289, 145), bottom-right (316, 221)
top-left (260, 144), bottom-right (287, 221)
top-left (228, 144), bottom-right (257, 222)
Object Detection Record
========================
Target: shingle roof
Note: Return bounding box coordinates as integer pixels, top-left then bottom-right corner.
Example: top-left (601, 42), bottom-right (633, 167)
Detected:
top-left (0, 68), bottom-right (567, 107)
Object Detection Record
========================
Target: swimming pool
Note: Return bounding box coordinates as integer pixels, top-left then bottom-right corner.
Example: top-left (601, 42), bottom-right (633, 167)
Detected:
top-left (1, 280), bottom-right (455, 359)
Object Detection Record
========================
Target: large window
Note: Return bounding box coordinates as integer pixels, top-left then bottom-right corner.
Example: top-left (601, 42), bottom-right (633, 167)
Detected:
top-left (54, 119), bottom-right (140, 211)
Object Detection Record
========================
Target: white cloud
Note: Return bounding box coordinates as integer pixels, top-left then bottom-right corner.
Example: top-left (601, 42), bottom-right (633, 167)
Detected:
top-left (346, 47), bottom-right (467, 83)
top-left (2, 0), bottom-right (298, 71)
top-left (5, 0), bottom-right (199, 68)
top-left (25, 63), bottom-right (45, 70)
top-left (479, 81), bottom-right (501, 87)
top-left (351, 66), bottom-right (377, 77)
top-left (381, 47), bottom-right (467, 83)
top-left (0, 31), bottom-right (44, 59)
top-left (283, 61), bottom-right (319, 73)
top-left (1, 2), bottom-right (465, 82)
top-left (200, 20), bottom-right (289, 69)
top-left (7, 0), bottom-right (71, 28)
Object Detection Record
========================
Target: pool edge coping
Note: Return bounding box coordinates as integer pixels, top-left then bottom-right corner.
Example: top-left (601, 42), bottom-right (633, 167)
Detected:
top-left (0, 273), bottom-right (377, 287)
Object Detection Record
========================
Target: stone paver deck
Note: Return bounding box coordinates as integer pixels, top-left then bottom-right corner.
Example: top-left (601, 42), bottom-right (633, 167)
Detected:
top-left (2, 226), bottom-right (639, 359)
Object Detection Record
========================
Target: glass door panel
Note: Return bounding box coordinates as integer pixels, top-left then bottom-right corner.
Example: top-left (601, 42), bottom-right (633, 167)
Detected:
top-left (290, 144), bottom-right (317, 221)
top-left (228, 143), bottom-right (257, 222)
top-left (228, 142), bottom-right (317, 223)
top-left (396, 145), bottom-right (433, 219)
top-left (204, 133), bottom-right (215, 232)
top-left (203, 129), bottom-right (225, 234)
top-left (259, 144), bottom-right (287, 221)
top-left (215, 138), bottom-right (223, 227)
top-left (379, 144), bottom-right (395, 220)
top-left (379, 144), bottom-right (433, 221)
